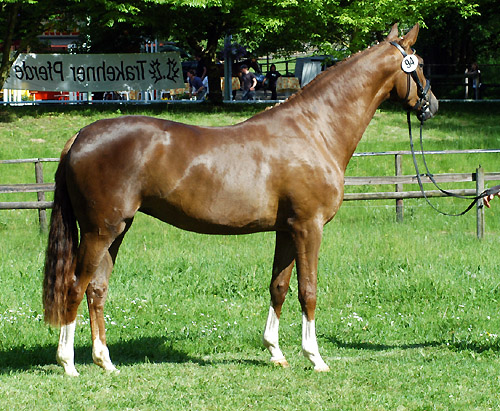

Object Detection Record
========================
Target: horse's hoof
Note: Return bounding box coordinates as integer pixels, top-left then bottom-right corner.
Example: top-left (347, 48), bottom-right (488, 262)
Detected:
top-left (57, 357), bottom-right (80, 376)
top-left (63, 366), bottom-right (80, 377)
top-left (271, 358), bottom-right (290, 368)
top-left (97, 361), bottom-right (119, 373)
top-left (314, 364), bottom-right (330, 372)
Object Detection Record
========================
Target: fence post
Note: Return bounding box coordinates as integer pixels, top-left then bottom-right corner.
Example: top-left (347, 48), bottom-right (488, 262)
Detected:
top-left (34, 159), bottom-right (48, 232)
top-left (395, 154), bottom-right (404, 222)
top-left (476, 165), bottom-right (485, 239)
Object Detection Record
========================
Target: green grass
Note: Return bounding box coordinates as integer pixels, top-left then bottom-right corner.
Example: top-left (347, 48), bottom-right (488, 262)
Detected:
top-left (0, 102), bottom-right (500, 409)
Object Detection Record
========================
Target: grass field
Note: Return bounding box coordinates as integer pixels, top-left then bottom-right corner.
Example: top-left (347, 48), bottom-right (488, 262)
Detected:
top-left (1, 102), bottom-right (500, 410)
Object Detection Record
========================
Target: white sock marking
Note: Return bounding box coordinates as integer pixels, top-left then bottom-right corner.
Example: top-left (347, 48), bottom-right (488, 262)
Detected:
top-left (302, 312), bottom-right (330, 371)
top-left (57, 321), bottom-right (79, 376)
top-left (263, 305), bottom-right (286, 362)
top-left (93, 332), bottom-right (118, 373)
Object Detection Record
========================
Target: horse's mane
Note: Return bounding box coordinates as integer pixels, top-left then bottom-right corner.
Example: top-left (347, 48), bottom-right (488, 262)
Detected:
top-left (267, 40), bottom-right (386, 110)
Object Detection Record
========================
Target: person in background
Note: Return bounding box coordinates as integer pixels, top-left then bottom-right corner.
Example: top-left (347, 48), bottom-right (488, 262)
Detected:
top-left (263, 64), bottom-right (281, 100)
top-left (240, 64), bottom-right (257, 101)
top-left (466, 62), bottom-right (481, 100)
top-left (202, 75), bottom-right (209, 97)
top-left (195, 54), bottom-right (207, 80)
top-left (187, 69), bottom-right (206, 100)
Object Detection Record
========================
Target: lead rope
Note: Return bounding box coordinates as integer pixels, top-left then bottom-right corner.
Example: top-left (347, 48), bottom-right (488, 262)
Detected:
top-left (407, 111), bottom-right (500, 216)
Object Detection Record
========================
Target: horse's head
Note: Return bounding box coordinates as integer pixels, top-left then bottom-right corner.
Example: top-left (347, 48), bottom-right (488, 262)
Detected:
top-left (386, 23), bottom-right (438, 121)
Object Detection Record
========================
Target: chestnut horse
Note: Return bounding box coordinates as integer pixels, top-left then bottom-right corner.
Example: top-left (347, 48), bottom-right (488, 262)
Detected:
top-left (43, 24), bottom-right (438, 376)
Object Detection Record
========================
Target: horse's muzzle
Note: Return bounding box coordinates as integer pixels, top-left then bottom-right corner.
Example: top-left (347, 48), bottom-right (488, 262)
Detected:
top-left (417, 93), bottom-right (438, 122)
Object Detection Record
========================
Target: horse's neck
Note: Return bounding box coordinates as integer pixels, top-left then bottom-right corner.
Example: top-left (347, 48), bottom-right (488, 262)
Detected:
top-left (278, 44), bottom-right (395, 170)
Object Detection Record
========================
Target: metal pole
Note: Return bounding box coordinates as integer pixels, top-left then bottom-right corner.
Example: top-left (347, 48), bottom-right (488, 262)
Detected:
top-left (224, 34), bottom-right (232, 101)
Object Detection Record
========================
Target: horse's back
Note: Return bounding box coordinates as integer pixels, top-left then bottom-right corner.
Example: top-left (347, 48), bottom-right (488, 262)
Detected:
top-left (64, 116), bottom-right (281, 233)
top-left (65, 115), bottom-right (341, 234)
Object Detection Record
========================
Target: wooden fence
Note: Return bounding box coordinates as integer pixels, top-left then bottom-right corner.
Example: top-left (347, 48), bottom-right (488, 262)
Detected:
top-left (0, 157), bottom-right (58, 231)
top-left (1, 150), bottom-right (499, 237)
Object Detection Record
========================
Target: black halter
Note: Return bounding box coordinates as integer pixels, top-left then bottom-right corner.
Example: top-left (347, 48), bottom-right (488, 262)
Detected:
top-left (390, 41), bottom-right (432, 120)
top-left (390, 41), bottom-right (500, 216)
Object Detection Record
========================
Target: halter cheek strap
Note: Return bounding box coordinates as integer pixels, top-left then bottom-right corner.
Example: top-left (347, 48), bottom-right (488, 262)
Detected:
top-left (390, 41), bottom-right (431, 112)
top-left (393, 40), bottom-right (500, 215)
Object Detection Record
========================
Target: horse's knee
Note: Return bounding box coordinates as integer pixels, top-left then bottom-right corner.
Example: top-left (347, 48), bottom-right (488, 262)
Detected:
top-left (270, 281), bottom-right (289, 307)
top-left (298, 286), bottom-right (317, 319)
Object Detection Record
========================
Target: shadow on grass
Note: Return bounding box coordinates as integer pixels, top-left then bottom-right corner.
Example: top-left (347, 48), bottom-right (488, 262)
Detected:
top-left (0, 336), bottom-right (263, 374)
top-left (326, 335), bottom-right (500, 354)
top-left (2, 333), bottom-right (499, 374)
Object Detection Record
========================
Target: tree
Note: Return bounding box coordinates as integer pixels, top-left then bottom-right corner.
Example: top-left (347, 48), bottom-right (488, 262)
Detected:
top-left (1, 0), bottom-right (485, 102)
top-left (0, 0), bottom-right (54, 87)
top-left (0, 0), bottom-right (144, 87)
top-left (77, 0), bottom-right (482, 103)
top-left (416, 0), bottom-right (500, 65)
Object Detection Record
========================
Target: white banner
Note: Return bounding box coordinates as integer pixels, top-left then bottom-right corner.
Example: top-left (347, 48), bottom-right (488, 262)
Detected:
top-left (3, 53), bottom-right (184, 92)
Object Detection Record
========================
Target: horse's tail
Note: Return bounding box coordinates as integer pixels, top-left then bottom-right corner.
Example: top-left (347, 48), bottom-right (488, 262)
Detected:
top-left (43, 134), bottom-right (79, 326)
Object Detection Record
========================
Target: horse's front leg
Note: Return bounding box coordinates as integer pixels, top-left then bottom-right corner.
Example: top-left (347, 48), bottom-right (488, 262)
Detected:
top-left (263, 231), bottom-right (295, 367)
top-left (292, 220), bottom-right (330, 372)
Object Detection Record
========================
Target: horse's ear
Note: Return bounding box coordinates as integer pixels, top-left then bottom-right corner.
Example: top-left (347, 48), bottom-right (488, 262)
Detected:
top-left (401, 23), bottom-right (419, 48)
top-left (385, 23), bottom-right (399, 41)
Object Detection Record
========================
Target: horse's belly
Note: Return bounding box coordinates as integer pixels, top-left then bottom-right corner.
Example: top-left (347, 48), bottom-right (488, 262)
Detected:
top-left (140, 144), bottom-right (283, 234)
top-left (139, 190), bottom-right (279, 235)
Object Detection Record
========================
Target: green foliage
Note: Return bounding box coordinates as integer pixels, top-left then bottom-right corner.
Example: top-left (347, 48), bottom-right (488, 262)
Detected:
top-left (2, 0), bottom-right (491, 103)
top-left (418, 0), bottom-right (500, 65)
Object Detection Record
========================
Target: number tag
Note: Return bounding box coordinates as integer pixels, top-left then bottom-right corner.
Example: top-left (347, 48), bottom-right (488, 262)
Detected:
top-left (402, 55), bottom-right (418, 73)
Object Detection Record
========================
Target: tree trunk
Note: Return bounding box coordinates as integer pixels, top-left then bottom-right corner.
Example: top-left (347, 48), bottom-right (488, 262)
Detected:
top-left (0, 3), bottom-right (20, 87)
top-left (206, 58), bottom-right (223, 104)
top-left (205, 24), bottom-right (223, 104)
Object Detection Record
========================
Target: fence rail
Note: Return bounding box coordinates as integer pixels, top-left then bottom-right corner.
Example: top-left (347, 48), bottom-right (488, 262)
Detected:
top-left (1, 151), bottom-right (499, 237)
top-left (0, 157), bottom-right (58, 230)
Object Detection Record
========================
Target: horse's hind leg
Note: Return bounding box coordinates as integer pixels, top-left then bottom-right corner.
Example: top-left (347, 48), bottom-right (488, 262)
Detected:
top-left (56, 228), bottom-right (119, 376)
top-left (57, 319), bottom-right (79, 376)
top-left (87, 219), bottom-right (132, 372)
top-left (86, 251), bottom-right (116, 372)
top-left (263, 231), bottom-right (295, 367)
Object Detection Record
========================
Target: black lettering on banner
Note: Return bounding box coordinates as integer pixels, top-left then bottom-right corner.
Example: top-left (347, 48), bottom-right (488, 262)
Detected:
top-left (46, 62), bottom-right (54, 81)
top-left (8, 54), bottom-right (181, 90)
top-left (14, 65), bottom-right (23, 80)
top-left (106, 65), bottom-right (115, 81)
top-left (38, 65), bottom-right (48, 81)
top-left (126, 65), bottom-right (135, 81)
top-left (86, 66), bottom-right (96, 82)
top-left (137, 60), bottom-right (146, 80)
top-left (23, 62), bottom-right (35, 80)
top-left (113, 61), bottom-right (125, 81)
top-left (69, 60), bottom-right (151, 84)
top-left (149, 59), bottom-right (164, 83)
top-left (165, 58), bottom-right (180, 82)
top-left (53, 62), bottom-right (64, 81)
top-left (13, 60), bottom-right (64, 82)
top-left (70, 66), bottom-right (87, 82)
top-left (96, 62), bottom-right (105, 82)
